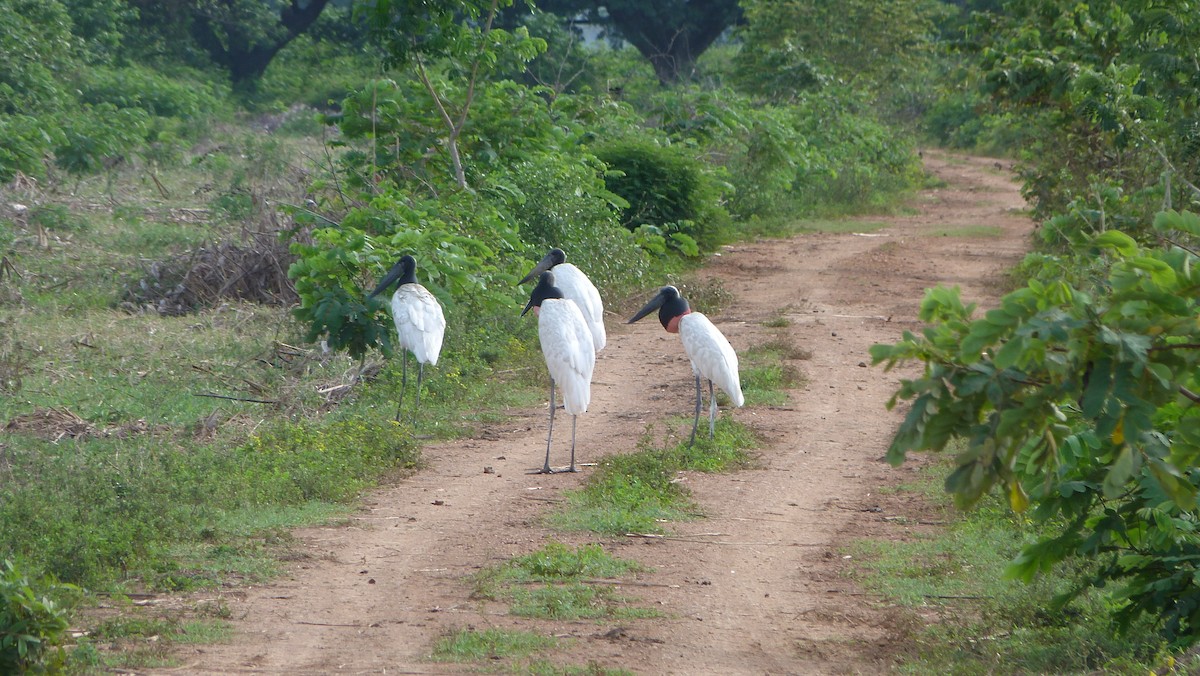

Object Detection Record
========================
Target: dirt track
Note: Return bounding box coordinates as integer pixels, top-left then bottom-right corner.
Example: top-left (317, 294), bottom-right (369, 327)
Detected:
top-left (160, 151), bottom-right (1032, 674)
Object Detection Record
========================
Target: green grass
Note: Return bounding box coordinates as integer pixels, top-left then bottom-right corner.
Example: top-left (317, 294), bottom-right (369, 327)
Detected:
top-left (431, 627), bottom-right (632, 674)
top-left (740, 336), bottom-right (808, 407)
top-left (71, 615), bottom-right (233, 671)
top-left (849, 457), bottom-right (1191, 675)
top-left (549, 420), bottom-right (756, 535)
top-left (432, 627), bottom-right (558, 662)
top-left (473, 542), bottom-right (658, 622)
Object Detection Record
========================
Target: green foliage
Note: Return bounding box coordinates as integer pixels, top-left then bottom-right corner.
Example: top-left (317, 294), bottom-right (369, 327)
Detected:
top-left (474, 542), bottom-right (656, 621)
top-left (232, 419), bottom-right (419, 504)
top-left (551, 420), bottom-right (754, 534)
top-left (871, 214), bottom-right (1200, 645)
top-left (289, 192), bottom-right (525, 361)
top-left (594, 138), bottom-right (728, 255)
top-left (735, 0), bottom-right (940, 102)
top-left (851, 469), bottom-right (1175, 673)
top-left (0, 560), bottom-right (75, 674)
top-left (0, 419), bottom-right (417, 590)
top-left (967, 0), bottom-right (1200, 220)
top-left (432, 627), bottom-right (557, 662)
top-left (77, 64), bottom-right (220, 120)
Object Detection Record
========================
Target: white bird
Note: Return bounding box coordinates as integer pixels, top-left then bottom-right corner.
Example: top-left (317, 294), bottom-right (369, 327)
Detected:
top-left (628, 285), bottom-right (744, 445)
top-left (519, 248), bottom-right (606, 352)
top-left (522, 271), bottom-right (595, 473)
top-left (368, 255), bottom-right (446, 421)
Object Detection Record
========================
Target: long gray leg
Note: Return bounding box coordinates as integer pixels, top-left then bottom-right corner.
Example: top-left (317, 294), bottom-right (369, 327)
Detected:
top-left (689, 374), bottom-right (702, 446)
top-left (541, 379), bottom-right (556, 473)
top-left (708, 380), bottom-right (717, 438)
top-left (568, 415), bottom-right (578, 472)
top-left (395, 351), bottom-right (409, 422)
top-left (416, 362), bottom-right (425, 409)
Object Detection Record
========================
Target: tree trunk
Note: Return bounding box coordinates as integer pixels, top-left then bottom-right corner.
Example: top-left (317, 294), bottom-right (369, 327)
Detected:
top-left (191, 0), bottom-right (333, 90)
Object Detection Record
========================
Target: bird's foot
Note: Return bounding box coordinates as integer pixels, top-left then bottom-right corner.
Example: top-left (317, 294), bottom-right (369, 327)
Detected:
top-left (527, 466), bottom-right (556, 475)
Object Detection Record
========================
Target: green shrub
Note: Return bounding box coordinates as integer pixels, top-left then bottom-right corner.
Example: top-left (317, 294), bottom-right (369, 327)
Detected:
top-left (498, 153), bottom-right (650, 300)
top-left (593, 138), bottom-right (729, 255)
top-left (0, 559), bottom-right (74, 674)
top-left (76, 65), bottom-right (220, 121)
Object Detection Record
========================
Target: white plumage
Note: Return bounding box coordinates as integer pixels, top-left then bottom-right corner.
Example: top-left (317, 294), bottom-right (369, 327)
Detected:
top-left (389, 283), bottom-right (445, 367)
top-left (679, 312), bottom-right (745, 409)
top-left (538, 298), bottom-right (595, 416)
top-left (550, 263), bottom-right (607, 352)
top-left (628, 285), bottom-right (744, 444)
top-left (520, 248), bottom-right (606, 352)
top-left (368, 255), bottom-right (446, 421)
top-left (523, 271), bottom-right (595, 473)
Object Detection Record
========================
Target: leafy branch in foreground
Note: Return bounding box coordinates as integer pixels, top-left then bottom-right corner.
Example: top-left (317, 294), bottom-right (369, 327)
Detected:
top-left (871, 210), bottom-right (1200, 645)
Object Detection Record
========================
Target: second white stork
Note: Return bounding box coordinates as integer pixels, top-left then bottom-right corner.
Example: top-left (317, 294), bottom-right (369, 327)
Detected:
top-left (522, 271), bottom-right (595, 473)
top-left (368, 255), bottom-right (446, 421)
top-left (519, 248), bottom-right (606, 352)
top-left (628, 285), bottom-right (744, 445)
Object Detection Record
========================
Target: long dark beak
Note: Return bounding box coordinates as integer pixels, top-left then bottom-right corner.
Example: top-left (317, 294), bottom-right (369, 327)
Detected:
top-left (521, 297), bottom-right (535, 316)
top-left (628, 291), bottom-right (666, 323)
top-left (368, 263), bottom-right (403, 299)
top-left (518, 252), bottom-right (555, 285)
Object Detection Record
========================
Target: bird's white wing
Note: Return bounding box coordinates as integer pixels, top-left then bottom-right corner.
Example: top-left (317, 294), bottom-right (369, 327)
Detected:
top-left (391, 284), bottom-right (446, 365)
top-left (538, 299), bottom-right (595, 415)
top-left (680, 313), bottom-right (744, 407)
top-left (553, 263), bottom-right (606, 352)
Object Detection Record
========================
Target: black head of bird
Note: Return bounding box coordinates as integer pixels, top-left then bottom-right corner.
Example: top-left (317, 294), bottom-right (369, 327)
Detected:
top-left (368, 255), bottom-right (418, 299)
top-left (519, 248), bottom-right (567, 285)
top-left (521, 271), bottom-right (564, 316)
top-left (627, 285), bottom-right (691, 333)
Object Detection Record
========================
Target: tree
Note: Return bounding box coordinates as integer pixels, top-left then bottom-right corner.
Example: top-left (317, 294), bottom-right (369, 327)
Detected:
top-left (358, 0), bottom-right (544, 189)
top-left (125, 0), bottom-right (334, 91)
top-left (535, 0), bottom-right (742, 84)
top-left (189, 0), bottom-right (334, 89)
top-left (733, 0), bottom-right (940, 102)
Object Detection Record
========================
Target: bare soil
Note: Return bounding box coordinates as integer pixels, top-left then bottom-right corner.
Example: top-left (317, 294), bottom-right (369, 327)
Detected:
top-left (157, 151), bottom-right (1031, 674)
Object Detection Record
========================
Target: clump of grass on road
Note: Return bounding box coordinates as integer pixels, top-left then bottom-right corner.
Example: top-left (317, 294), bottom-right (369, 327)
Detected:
top-left (549, 420), bottom-right (756, 535)
top-left (473, 542), bottom-right (657, 621)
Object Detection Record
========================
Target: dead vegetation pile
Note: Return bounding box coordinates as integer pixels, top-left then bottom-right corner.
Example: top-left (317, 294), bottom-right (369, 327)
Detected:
top-left (123, 229), bottom-right (300, 315)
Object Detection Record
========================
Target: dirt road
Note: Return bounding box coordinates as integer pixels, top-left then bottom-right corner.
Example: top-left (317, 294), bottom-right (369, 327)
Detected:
top-left (164, 152), bottom-right (1031, 674)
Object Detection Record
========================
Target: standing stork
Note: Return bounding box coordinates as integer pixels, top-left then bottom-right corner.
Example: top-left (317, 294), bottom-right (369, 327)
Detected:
top-left (519, 248), bottom-right (606, 352)
top-left (522, 271), bottom-right (595, 473)
top-left (628, 285), bottom-right (744, 445)
top-left (368, 255), bottom-right (446, 422)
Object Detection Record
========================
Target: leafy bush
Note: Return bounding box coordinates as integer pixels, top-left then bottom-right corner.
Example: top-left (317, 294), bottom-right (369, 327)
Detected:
top-left (789, 91), bottom-right (923, 208)
top-left (593, 138), bottom-right (729, 255)
top-left (0, 559), bottom-right (74, 674)
top-left (493, 152), bottom-right (650, 301)
top-left (76, 65), bottom-right (220, 120)
top-left (53, 103), bottom-right (150, 175)
top-left (289, 191), bottom-right (525, 360)
top-left (872, 212), bottom-right (1200, 646)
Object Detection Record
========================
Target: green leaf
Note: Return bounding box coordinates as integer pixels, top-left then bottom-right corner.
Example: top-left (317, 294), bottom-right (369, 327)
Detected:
top-left (1103, 445), bottom-right (1136, 498)
top-left (1093, 230), bottom-right (1138, 257)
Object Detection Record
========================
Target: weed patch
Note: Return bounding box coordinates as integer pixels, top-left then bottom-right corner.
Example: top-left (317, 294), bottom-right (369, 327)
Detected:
top-left (549, 421), bottom-right (755, 535)
top-left (473, 542), bottom-right (657, 622)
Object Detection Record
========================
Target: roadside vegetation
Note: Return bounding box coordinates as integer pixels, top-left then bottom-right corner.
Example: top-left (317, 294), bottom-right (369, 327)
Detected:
top-left (6, 0), bottom-right (1196, 672)
top-left (1, 0), bottom-right (920, 670)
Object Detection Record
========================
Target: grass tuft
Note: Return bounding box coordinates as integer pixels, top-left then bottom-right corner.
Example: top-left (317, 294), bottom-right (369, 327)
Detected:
top-left (473, 542), bottom-right (657, 621)
top-left (550, 420), bottom-right (755, 535)
top-left (431, 627), bottom-right (556, 662)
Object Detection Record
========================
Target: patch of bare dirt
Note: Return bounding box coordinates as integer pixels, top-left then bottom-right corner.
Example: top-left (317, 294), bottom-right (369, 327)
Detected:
top-left (151, 151), bottom-right (1031, 674)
